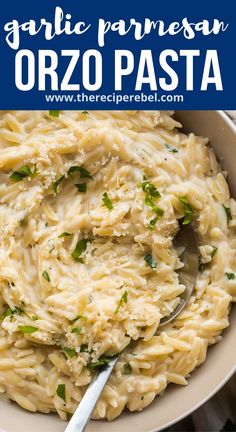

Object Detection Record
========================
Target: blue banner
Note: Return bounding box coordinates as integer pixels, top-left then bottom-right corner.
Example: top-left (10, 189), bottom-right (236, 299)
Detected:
top-left (0, 0), bottom-right (235, 109)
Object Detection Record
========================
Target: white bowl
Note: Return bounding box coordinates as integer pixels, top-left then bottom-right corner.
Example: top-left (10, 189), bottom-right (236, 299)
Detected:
top-left (1, 111), bottom-right (236, 432)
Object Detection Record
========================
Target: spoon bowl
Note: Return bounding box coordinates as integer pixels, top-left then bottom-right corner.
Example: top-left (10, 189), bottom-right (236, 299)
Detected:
top-left (159, 223), bottom-right (199, 326)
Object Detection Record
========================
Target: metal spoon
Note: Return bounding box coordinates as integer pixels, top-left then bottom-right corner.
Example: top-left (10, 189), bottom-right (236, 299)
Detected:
top-left (64, 223), bottom-right (199, 432)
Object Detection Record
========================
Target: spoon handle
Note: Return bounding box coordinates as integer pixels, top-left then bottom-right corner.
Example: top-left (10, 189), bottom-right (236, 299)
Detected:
top-left (64, 356), bottom-right (119, 432)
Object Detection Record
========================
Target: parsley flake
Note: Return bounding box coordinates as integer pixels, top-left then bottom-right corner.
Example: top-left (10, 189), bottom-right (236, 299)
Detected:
top-left (10, 165), bottom-right (36, 182)
top-left (87, 356), bottom-right (109, 370)
top-left (63, 347), bottom-right (76, 358)
top-left (42, 270), bottom-right (50, 282)
top-left (71, 239), bottom-right (90, 263)
top-left (149, 203), bottom-right (164, 216)
top-left (56, 384), bottom-right (66, 402)
top-left (0, 307), bottom-right (13, 320)
top-left (52, 166), bottom-right (93, 194)
top-left (49, 110), bottom-right (60, 117)
top-left (147, 217), bottom-right (158, 230)
top-left (67, 166), bottom-right (93, 179)
top-left (18, 325), bottom-right (38, 334)
top-left (71, 327), bottom-right (82, 334)
top-left (123, 362), bottom-right (132, 375)
top-left (78, 168), bottom-right (93, 179)
top-left (225, 272), bottom-right (235, 280)
top-left (0, 306), bottom-right (24, 321)
top-left (165, 144), bottom-right (178, 153)
top-left (115, 291), bottom-right (128, 314)
top-left (102, 192), bottom-right (113, 210)
top-left (67, 166), bottom-right (80, 176)
top-left (58, 232), bottom-right (72, 238)
top-left (179, 197), bottom-right (193, 225)
top-left (52, 175), bottom-right (65, 194)
top-left (75, 183), bottom-right (87, 193)
top-left (211, 246), bottom-right (218, 258)
top-left (80, 344), bottom-right (89, 353)
top-left (141, 177), bottom-right (164, 220)
top-left (145, 254), bottom-right (157, 269)
top-left (141, 179), bottom-right (161, 198)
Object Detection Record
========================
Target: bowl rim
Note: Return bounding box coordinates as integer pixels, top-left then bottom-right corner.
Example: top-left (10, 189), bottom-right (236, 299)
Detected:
top-left (155, 360), bottom-right (236, 432)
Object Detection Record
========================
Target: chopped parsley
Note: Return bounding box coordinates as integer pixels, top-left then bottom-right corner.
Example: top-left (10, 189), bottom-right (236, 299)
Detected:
top-left (71, 327), bottom-right (82, 334)
top-left (0, 306), bottom-right (37, 322)
top-left (179, 197), bottom-right (193, 225)
top-left (87, 356), bottom-right (109, 370)
top-left (58, 232), bottom-right (72, 238)
top-left (145, 195), bottom-right (164, 216)
top-left (222, 204), bottom-right (232, 223)
top-left (67, 166), bottom-right (93, 179)
top-left (42, 270), bottom-right (50, 282)
top-left (63, 347), bottom-right (76, 358)
top-left (49, 110), bottom-right (60, 117)
top-left (225, 272), bottom-right (235, 280)
top-left (78, 167), bottom-right (93, 179)
top-left (10, 165), bottom-right (36, 182)
top-left (80, 344), bottom-right (89, 353)
top-left (141, 178), bottom-right (161, 198)
top-left (123, 362), bottom-right (132, 375)
top-left (67, 166), bottom-right (80, 176)
top-left (211, 246), bottom-right (218, 258)
top-left (13, 307), bottom-right (24, 315)
top-left (0, 307), bottom-right (14, 321)
top-left (102, 192), bottom-right (113, 210)
top-left (71, 239), bottom-right (90, 263)
top-left (0, 306), bottom-right (23, 321)
top-left (18, 325), bottom-right (38, 334)
top-left (75, 183), bottom-right (87, 193)
top-left (52, 166), bottom-right (93, 194)
top-left (145, 254), bottom-right (157, 269)
top-left (165, 143), bottom-right (178, 153)
top-left (141, 177), bottom-right (164, 220)
top-left (115, 290), bottom-right (128, 314)
top-left (52, 175), bottom-right (65, 193)
top-left (147, 217), bottom-right (158, 230)
top-left (56, 384), bottom-right (66, 402)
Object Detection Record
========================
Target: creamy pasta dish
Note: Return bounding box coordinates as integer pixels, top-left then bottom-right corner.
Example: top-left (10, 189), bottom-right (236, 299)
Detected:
top-left (0, 110), bottom-right (235, 421)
